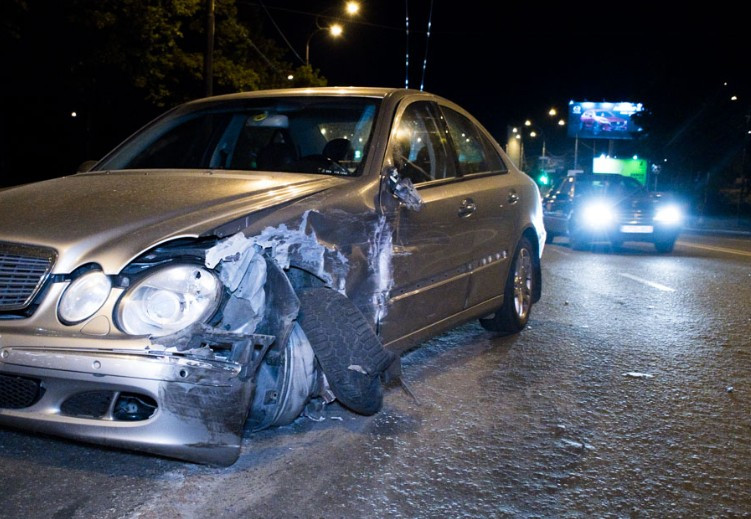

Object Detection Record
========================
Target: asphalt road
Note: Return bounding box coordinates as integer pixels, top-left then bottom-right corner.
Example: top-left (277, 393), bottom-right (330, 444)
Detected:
top-left (1, 231), bottom-right (749, 518)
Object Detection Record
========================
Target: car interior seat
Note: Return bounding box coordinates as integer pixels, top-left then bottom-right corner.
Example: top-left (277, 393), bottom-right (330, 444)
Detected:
top-left (322, 138), bottom-right (354, 163)
top-left (257, 141), bottom-right (297, 171)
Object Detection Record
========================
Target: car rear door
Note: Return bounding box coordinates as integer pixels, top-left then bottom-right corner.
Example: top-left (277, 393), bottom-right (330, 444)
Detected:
top-left (438, 104), bottom-right (521, 308)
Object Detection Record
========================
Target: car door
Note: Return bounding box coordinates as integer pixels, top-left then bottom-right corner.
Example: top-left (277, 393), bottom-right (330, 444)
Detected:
top-left (377, 100), bottom-right (476, 345)
top-left (438, 104), bottom-right (521, 308)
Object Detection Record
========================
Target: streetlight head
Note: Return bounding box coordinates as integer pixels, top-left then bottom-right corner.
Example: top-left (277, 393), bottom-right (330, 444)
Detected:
top-left (329, 23), bottom-right (343, 37)
top-left (524, 120), bottom-right (532, 126)
top-left (515, 134), bottom-right (521, 139)
top-left (529, 131), bottom-right (537, 138)
top-left (512, 127), bottom-right (518, 133)
top-left (345, 1), bottom-right (360, 15)
top-left (558, 119), bottom-right (565, 126)
top-left (548, 108), bottom-right (557, 117)
top-left (731, 95), bottom-right (738, 101)
top-left (287, 74), bottom-right (294, 80)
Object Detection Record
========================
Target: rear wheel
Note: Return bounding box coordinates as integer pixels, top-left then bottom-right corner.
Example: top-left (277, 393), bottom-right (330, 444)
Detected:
top-left (480, 237), bottom-right (535, 334)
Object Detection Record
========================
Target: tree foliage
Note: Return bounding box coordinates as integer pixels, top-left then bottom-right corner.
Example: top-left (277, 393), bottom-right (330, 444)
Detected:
top-left (69, 0), bottom-right (326, 105)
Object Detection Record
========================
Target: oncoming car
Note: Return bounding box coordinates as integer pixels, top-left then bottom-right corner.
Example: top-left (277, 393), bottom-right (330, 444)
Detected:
top-left (543, 173), bottom-right (682, 252)
top-left (0, 87), bottom-right (545, 465)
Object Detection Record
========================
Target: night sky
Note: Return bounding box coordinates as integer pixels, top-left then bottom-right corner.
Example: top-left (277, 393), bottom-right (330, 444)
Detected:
top-left (261, 1), bottom-right (747, 134)
top-left (1, 0), bottom-right (747, 189)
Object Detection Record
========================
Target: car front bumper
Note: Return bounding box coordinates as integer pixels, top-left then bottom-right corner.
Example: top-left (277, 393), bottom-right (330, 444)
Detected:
top-left (0, 330), bottom-right (271, 465)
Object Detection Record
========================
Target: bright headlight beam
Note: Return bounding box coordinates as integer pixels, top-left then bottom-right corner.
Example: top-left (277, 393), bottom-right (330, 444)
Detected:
top-left (654, 205), bottom-right (682, 225)
top-left (581, 201), bottom-right (614, 227)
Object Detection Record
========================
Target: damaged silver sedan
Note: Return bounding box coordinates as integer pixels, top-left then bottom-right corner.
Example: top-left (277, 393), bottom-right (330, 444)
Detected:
top-left (0, 87), bottom-right (545, 465)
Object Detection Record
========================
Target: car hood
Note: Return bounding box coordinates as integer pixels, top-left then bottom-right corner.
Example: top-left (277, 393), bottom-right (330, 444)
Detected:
top-left (0, 170), bottom-right (346, 273)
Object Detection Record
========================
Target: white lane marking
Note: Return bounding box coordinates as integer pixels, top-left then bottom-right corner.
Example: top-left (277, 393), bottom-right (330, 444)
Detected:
top-left (676, 240), bottom-right (751, 257)
top-left (619, 273), bottom-right (676, 292)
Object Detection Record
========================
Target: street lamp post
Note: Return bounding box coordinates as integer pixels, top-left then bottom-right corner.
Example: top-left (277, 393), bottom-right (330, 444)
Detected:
top-left (305, 2), bottom-right (359, 67)
top-left (306, 23), bottom-right (343, 66)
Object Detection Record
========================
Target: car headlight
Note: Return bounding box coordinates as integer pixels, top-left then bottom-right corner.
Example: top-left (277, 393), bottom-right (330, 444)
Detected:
top-left (58, 270), bottom-right (112, 324)
top-left (654, 205), bottom-right (682, 225)
top-left (581, 201), bottom-right (614, 228)
top-left (116, 264), bottom-right (222, 337)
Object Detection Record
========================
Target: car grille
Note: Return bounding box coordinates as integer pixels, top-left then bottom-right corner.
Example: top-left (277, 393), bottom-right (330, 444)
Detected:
top-left (0, 242), bottom-right (57, 311)
top-left (0, 374), bottom-right (44, 409)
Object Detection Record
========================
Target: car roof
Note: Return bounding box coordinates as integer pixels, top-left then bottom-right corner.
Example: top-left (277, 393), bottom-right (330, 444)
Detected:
top-left (186, 87), bottom-right (439, 106)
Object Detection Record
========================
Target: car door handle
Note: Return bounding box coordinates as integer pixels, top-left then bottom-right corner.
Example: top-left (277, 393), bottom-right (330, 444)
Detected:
top-left (507, 190), bottom-right (520, 205)
top-left (458, 198), bottom-right (476, 217)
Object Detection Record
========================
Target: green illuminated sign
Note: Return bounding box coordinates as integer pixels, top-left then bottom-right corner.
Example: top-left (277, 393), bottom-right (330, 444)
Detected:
top-left (592, 157), bottom-right (648, 185)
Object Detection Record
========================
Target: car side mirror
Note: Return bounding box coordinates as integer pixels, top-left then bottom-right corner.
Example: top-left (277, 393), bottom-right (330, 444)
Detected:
top-left (77, 160), bottom-right (99, 173)
top-left (386, 167), bottom-right (423, 211)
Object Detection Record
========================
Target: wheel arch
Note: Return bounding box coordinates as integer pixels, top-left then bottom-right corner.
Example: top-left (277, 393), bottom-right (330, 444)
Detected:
top-left (521, 226), bottom-right (542, 303)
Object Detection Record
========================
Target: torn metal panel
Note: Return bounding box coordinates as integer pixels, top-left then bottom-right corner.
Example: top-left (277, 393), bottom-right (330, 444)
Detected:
top-left (368, 215), bottom-right (395, 323)
top-left (206, 210), bottom-right (350, 294)
top-left (205, 209), bottom-right (397, 329)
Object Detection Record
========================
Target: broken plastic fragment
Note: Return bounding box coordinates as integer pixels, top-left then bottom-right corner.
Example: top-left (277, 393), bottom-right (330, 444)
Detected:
top-left (623, 372), bottom-right (654, 379)
top-left (393, 177), bottom-right (423, 212)
top-left (559, 438), bottom-right (593, 451)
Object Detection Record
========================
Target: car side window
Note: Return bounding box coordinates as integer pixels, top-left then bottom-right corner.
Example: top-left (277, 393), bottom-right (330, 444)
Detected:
top-left (389, 101), bottom-right (455, 184)
top-left (441, 107), bottom-right (505, 175)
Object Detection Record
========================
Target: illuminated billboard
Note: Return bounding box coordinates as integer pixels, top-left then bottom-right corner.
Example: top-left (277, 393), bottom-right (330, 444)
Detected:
top-left (592, 156), bottom-right (648, 185)
top-left (568, 101), bottom-right (644, 140)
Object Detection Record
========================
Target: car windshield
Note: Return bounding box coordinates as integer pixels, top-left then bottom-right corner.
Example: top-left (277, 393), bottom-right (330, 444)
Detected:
top-left (96, 96), bottom-right (380, 176)
top-left (576, 176), bottom-right (643, 197)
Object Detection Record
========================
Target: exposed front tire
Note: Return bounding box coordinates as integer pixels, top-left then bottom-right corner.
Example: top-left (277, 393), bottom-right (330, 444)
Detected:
top-left (480, 237), bottom-right (535, 334)
top-left (297, 288), bottom-right (394, 415)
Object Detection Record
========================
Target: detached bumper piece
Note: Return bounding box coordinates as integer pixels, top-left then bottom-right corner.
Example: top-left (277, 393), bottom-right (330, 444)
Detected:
top-left (0, 331), bottom-right (274, 466)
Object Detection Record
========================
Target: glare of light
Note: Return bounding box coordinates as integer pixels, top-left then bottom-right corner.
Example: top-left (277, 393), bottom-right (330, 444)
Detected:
top-left (329, 24), bottom-right (343, 37)
top-left (320, 128), bottom-right (327, 135)
top-left (582, 201), bottom-right (614, 227)
top-left (654, 205), bottom-right (682, 225)
top-left (633, 155), bottom-right (638, 160)
top-left (416, 137), bottom-right (422, 143)
top-left (287, 74), bottom-right (294, 80)
top-left (747, 130), bottom-right (751, 135)
top-left (515, 134), bottom-right (521, 140)
top-left (512, 127), bottom-right (518, 133)
top-left (548, 108), bottom-right (557, 117)
top-left (664, 158), bottom-right (668, 162)
top-left (731, 95), bottom-right (738, 101)
top-left (558, 119), bottom-right (565, 126)
top-left (529, 131), bottom-right (537, 137)
top-left (524, 120), bottom-right (532, 126)
top-left (345, 1), bottom-right (360, 15)
top-left (71, 112), bottom-right (77, 118)
top-left (724, 81), bottom-right (728, 86)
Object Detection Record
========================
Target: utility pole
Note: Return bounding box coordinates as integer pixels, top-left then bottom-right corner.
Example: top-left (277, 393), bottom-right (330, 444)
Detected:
top-left (203, 0), bottom-right (215, 97)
